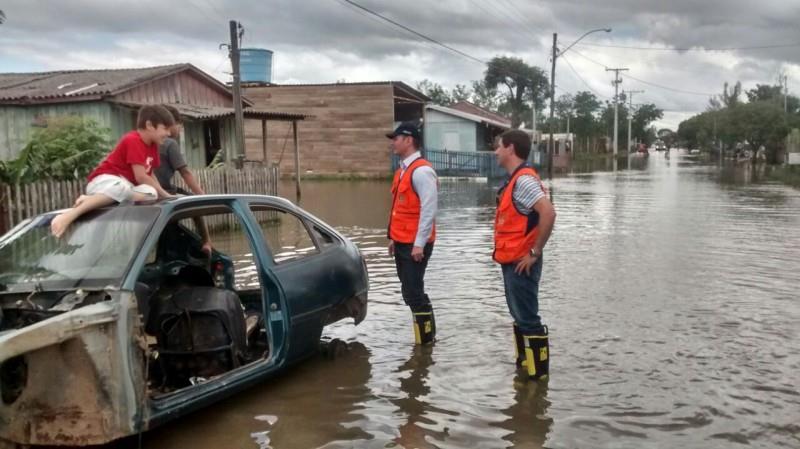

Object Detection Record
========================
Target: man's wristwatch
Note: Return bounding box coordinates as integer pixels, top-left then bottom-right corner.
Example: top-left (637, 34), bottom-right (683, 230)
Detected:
top-left (530, 248), bottom-right (539, 258)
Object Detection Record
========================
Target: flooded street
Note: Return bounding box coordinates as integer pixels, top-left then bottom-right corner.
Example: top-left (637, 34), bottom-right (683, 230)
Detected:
top-left (143, 154), bottom-right (800, 449)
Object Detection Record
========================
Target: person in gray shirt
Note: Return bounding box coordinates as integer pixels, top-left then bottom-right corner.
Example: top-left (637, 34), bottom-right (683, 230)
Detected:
top-left (156, 105), bottom-right (206, 196)
top-left (386, 122), bottom-right (439, 345)
top-left (157, 105), bottom-right (212, 254)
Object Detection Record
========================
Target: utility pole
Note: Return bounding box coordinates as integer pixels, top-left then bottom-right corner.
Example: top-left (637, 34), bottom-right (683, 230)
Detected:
top-left (532, 100), bottom-right (537, 162)
top-left (229, 20), bottom-right (245, 167)
top-left (606, 68), bottom-right (628, 160)
top-left (784, 75), bottom-right (788, 114)
top-left (548, 33), bottom-right (557, 179)
top-left (624, 90), bottom-right (643, 162)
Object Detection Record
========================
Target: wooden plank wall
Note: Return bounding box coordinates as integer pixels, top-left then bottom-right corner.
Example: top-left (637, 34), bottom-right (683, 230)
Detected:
top-left (114, 72), bottom-right (232, 107)
top-left (0, 166), bottom-right (279, 234)
top-left (242, 84), bottom-right (396, 176)
top-left (0, 102), bottom-right (114, 161)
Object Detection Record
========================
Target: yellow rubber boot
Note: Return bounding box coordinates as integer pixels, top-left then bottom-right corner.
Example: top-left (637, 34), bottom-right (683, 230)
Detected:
top-left (522, 327), bottom-right (549, 380)
top-left (412, 306), bottom-right (435, 345)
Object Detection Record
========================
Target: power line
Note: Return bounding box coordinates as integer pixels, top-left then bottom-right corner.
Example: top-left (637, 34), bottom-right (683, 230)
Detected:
top-left (575, 41), bottom-right (800, 52)
top-left (340, 0), bottom-right (486, 65)
top-left (338, 0), bottom-right (554, 96)
top-left (560, 54), bottom-right (610, 99)
top-left (566, 46), bottom-right (716, 97)
top-left (334, 0), bottom-right (443, 55)
top-left (472, 0), bottom-right (541, 43)
top-left (623, 73), bottom-right (715, 97)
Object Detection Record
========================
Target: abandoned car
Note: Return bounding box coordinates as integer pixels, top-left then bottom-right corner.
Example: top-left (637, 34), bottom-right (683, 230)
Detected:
top-left (0, 195), bottom-right (369, 446)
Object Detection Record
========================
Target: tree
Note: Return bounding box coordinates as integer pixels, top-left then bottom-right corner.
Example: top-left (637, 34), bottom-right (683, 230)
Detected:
top-left (554, 93), bottom-right (575, 132)
top-left (469, 80), bottom-right (501, 112)
top-left (416, 79), bottom-right (452, 106)
top-left (451, 84), bottom-right (471, 104)
top-left (0, 10), bottom-right (5, 25)
top-left (632, 104), bottom-right (664, 144)
top-left (726, 102), bottom-right (789, 162)
top-left (0, 117), bottom-right (110, 184)
top-left (657, 128), bottom-right (677, 148)
top-left (746, 84), bottom-right (783, 103)
top-left (708, 81), bottom-right (742, 111)
top-left (484, 56), bottom-right (549, 128)
top-left (571, 91), bottom-right (602, 140)
top-left (599, 101), bottom-right (629, 141)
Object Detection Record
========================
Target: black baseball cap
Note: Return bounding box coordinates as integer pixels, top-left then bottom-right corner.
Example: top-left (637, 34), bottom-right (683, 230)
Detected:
top-left (386, 121), bottom-right (421, 140)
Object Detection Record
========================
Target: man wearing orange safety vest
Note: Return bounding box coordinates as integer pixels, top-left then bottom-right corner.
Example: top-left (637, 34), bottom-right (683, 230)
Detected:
top-left (493, 130), bottom-right (556, 379)
top-left (386, 122), bottom-right (439, 345)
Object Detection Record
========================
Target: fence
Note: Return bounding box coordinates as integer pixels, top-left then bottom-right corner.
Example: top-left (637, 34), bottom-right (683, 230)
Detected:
top-left (0, 166), bottom-right (280, 235)
top-left (391, 148), bottom-right (543, 179)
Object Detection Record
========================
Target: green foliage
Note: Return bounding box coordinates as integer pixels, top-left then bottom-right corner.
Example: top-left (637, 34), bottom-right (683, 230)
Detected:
top-left (416, 79), bottom-right (454, 106)
top-left (207, 149), bottom-right (226, 169)
top-left (470, 80), bottom-right (500, 111)
top-left (0, 116), bottom-right (110, 184)
top-left (484, 56), bottom-right (549, 127)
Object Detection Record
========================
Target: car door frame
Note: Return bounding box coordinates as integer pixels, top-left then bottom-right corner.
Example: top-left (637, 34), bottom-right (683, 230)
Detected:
top-left (122, 197), bottom-right (291, 428)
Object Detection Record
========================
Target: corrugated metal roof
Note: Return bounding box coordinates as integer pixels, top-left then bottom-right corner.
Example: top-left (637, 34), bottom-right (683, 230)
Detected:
top-left (426, 104), bottom-right (511, 130)
top-left (0, 64), bottom-right (244, 105)
top-left (113, 101), bottom-right (307, 121)
top-left (450, 101), bottom-right (511, 127)
top-left (0, 65), bottom-right (186, 103)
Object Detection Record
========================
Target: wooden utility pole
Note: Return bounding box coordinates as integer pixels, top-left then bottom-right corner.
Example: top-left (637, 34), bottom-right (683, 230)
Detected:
top-left (229, 20), bottom-right (245, 166)
top-left (624, 89), bottom-right (644, 162)
top-left (548, 33), bottom-right (557, 179)
top-left (606, 67), bottom-right (629, 159)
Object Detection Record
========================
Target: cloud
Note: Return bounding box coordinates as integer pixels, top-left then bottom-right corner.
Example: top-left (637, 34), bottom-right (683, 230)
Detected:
top-left (1, 0), bottom-right (798, 130)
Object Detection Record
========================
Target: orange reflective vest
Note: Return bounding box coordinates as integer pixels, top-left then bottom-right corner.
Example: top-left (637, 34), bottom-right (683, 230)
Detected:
top-left (493, 165), bottom-right (544, 264)
top-left (388, 158), bottom-right (436, 244)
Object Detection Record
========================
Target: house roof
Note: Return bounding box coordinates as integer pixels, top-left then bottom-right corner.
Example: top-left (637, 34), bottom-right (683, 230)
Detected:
top-left (243, 80), bottom-right (430, 103)
top-left (168, 103), bottom-right (307, 121)
top-left (449, 101), bottom-right (511, 127)
top-left (0, 64), bottom-right (247, 105)
top-left (426, 104), bottom-right (511, 130)
top-left (112, 101), bottom-right (307, 121)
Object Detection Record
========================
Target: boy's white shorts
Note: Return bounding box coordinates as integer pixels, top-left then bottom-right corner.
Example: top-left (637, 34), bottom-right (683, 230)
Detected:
top-left (86, 174), bottom-right (157, 203)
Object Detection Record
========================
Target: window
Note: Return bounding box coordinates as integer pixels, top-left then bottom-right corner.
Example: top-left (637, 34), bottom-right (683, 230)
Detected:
top-left (311, 224), bottom-right (338, 249)
top-left (251, 206), bottom-right (318, 264)
top-left (177, 211), bottom-right (261, 292)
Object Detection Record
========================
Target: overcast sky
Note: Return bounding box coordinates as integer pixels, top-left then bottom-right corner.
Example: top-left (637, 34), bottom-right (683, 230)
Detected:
top-left (2, 0), bottom-right (799, 130)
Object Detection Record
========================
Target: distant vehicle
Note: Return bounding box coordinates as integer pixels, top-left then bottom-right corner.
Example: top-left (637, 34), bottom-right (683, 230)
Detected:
top-left (655, 142), bottom-right (667, 152)
top-left (0, 195), bottom-right (369, 446)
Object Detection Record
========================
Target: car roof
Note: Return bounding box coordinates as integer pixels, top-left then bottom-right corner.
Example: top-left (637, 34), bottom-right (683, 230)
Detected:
top-left (40, 194), bottom-right (298, 217)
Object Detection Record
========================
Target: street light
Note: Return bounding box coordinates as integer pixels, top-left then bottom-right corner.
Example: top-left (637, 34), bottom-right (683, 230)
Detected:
top-left (547, 28), bottom-right (611, 180)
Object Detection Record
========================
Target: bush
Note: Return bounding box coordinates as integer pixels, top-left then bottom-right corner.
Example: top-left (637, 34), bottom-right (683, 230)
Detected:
top-left (0, 116), bottom-right (110, 184)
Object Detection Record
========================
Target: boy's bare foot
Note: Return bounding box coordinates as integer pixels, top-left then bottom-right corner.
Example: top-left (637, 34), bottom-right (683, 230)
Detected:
top-left (73, 195), bottom-right (89, 207)
top-left (50, 213), bottom-right (71, 238)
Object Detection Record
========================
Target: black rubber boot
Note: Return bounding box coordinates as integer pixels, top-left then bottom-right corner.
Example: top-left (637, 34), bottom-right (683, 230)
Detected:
top-left (513, 323), bottom-right (525, 367)
top-left (522, 326), bottom-right (549, 380)
top-left (411, 304), bottom-right (435, 345)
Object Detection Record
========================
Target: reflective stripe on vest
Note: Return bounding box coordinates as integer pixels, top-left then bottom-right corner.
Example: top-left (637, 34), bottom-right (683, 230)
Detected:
top-left (388, 158), bottom-right (436, 244)
top-left (493, 165), bottom-right (543, 264)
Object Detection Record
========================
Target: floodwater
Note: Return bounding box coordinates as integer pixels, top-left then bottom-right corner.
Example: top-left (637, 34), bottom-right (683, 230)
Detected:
top-left (142, 152), bottom-right (800, 449)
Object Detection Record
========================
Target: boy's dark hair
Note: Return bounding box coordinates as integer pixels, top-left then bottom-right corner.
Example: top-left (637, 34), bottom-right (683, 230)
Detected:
top-left (162, 104), bottom-right (183, 125)
top-left (500, 129), bottom-right (531, 160)
top-left (137, 105), bottom-right (175, 129)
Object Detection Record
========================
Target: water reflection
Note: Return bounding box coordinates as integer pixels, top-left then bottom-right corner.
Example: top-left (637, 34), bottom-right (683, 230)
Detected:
top-left (392, 346), bottom-right (439, 449)
top-left (499, 376), bottom-right (552, 449)
top-left (131, 154), bottom-right (800, 449)
top-left (141, 341), bottom-right (375, 449)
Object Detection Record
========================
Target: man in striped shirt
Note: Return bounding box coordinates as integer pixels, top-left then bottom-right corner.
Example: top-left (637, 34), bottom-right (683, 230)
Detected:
top-left (493, 129), bottom-right (556, 379)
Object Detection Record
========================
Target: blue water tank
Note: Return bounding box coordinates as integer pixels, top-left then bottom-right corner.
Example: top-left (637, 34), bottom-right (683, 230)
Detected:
top-left (239, 48), bottom-right (273, 83)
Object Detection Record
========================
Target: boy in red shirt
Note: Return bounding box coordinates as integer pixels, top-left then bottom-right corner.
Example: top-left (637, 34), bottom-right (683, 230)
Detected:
top-left (50, 105), bottom-right (174, 237)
